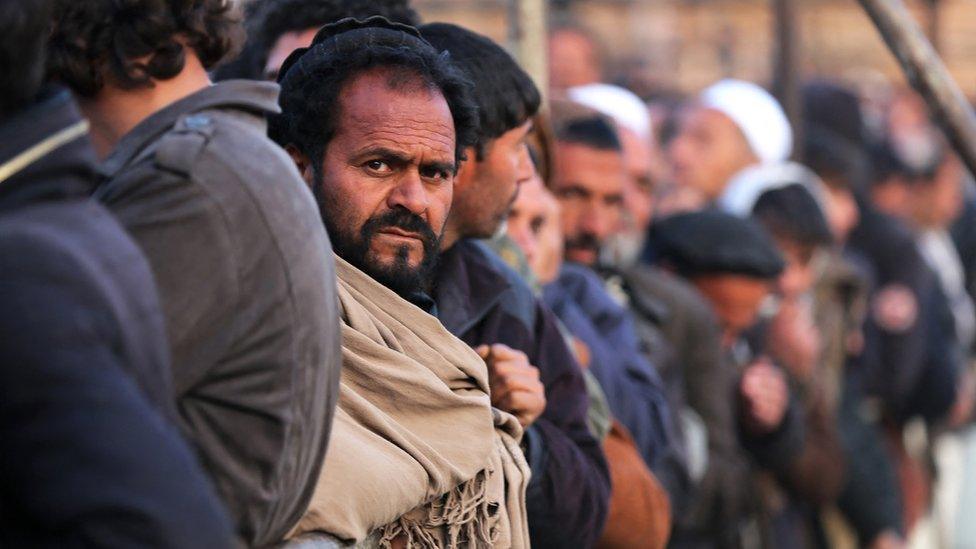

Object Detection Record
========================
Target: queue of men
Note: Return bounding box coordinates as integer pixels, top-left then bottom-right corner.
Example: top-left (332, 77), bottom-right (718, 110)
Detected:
top-left (3, 0), bottom-right (975, 547)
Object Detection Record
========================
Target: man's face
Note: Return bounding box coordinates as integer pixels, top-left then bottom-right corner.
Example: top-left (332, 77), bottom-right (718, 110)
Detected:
top-left (912, 154), bottom-right (964, 229)
top-left (548, 29), bottom-right (600, 91)
top-left (620, 128), bottom-right (656, 233)
top-left (265, 28), bottom-right (318, 80)
top-left (552, 141), bottom-right (626, 266)
top-left (821, 183), bottom-right (859, 244)
top-left (693, 274), bottom-right (772, 348)
top-left (669, 107), bottom-right (758, 201)
top-left (304, 69), bottom-right (456, 296)
top-left (507, 173), bottom-right (564, 284)
top-left (775, 238), bottom-right (820, 300)
top-left (450, 120), bottom-right (534, 240)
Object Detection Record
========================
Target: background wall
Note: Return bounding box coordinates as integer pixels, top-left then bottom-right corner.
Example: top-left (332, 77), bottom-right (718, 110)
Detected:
top-left (413, 0), bottom-right (976, 97)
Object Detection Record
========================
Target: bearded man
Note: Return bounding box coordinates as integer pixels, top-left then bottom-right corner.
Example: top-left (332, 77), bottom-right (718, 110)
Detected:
top-left (272, 18), bottom-right (530, 547)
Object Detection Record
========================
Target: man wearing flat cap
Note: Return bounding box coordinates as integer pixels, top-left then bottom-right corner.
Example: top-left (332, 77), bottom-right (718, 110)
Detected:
top-left (272, 18), bottom-right (531, 547)
top-left (645, 210), bottom-right (809, 547)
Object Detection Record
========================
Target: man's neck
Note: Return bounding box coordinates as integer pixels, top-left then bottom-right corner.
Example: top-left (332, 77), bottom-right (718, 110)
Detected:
top-left (440, 225), bottom-right (461, 252)
top-left (79, 54), bottom-right (212, 159)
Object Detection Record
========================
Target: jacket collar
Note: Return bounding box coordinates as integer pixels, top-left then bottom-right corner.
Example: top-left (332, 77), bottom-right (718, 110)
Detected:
top-left (0, 88), bottom-right (98, 212)
top-left (434, 239), bottom-right (512, 336)
top-left (598, 264), bottom-right (672, 325)
top-left (100, 80), bottom-right (281, 178)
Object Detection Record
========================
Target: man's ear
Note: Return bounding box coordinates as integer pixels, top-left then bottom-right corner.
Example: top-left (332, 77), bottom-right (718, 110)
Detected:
top-left (285, 144), bottom-right (315, 189)
top-left (454, 146), bottom-right (478, 189)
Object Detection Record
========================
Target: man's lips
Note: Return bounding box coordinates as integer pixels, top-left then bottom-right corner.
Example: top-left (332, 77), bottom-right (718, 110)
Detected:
top-left (377, 228), bottom-right (423, 242)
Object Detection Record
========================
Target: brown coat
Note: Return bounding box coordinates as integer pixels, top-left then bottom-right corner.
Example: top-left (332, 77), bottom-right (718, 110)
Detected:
top-left (599, 421), bottom-right (672, 549)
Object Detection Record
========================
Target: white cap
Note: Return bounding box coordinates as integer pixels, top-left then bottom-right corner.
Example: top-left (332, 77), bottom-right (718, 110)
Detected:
top-left (700, 79), bottom-right (793, 164)
top-left (568, 83), bottom-right (652, 141)
top-left (717, 161), bottom-right (827, 218)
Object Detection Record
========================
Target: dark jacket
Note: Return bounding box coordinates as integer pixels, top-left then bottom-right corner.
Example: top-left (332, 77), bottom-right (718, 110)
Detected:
top-left (614, 266), bottom-right (750, 544)
top-left (542, 264), bottom-right (681, 486)
top-left (622, 264), bottom-right (807, 548)
top-left (434, 240), bottom-right (611, 549)
top-left (0, 89), bottom-right (235, 548)
top-left (95, 81), bottom-right (342, 545)
top-left (848, 206), bottom-right (941, 422)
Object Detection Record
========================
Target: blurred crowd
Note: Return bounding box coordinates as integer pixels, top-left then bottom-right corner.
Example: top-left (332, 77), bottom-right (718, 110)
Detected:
top-left (2, 0), bottom-right (975, 548)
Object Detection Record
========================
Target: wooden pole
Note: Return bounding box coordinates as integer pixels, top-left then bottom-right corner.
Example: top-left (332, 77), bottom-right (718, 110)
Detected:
top-left (509, 0), bottom-right (549, 98)
top-left (925, 0), bottom-right (942, 53)
top-left (773, 0), bottom-right (802, 161)
top-left (859, 0), bottom-right (976, 178)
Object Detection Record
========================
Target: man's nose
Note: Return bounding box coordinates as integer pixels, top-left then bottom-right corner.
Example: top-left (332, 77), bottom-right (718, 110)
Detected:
top-left (516, 144), bottom-right (535, 185)
top-left (668, 134), bottom-right (692, 166)
top-left (517, 230), bottom-right (538, 264)
top-left (387, 171), bottom-right (430, 215)
top-left (579, 203), bottom-right (611, 240)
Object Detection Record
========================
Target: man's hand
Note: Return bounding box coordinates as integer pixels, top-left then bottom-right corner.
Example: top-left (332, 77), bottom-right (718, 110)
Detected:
top-left (740, 358), bottom-right (789, 435)
top-left (476, 344), bottom-right (547, 428)
top-left (768, 297), bottom-right (821, 382)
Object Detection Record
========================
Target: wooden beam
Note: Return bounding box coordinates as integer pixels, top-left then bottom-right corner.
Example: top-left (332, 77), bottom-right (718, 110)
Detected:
top-left (773, 0), bottom-right (802, 161)
top-left (859, 0), bottom-right (976, 177)
top-left (509, 0), bottom-right (549, 98)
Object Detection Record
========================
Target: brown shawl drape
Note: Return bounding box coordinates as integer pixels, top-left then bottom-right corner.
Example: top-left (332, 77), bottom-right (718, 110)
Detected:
top-left (290, 255), bottom-right (530, 548)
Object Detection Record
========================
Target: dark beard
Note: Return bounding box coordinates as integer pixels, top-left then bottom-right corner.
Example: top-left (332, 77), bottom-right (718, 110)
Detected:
top-left (324, 207), bottom-right (441, 298)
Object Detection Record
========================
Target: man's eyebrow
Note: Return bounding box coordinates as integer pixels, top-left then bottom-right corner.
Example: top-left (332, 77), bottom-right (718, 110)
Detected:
top-left (557, 183), bottom-right (592, 195)
top-left (421, 159), bottom-right (457, 174)
top-left (352, 147), bottom-right (412, 164)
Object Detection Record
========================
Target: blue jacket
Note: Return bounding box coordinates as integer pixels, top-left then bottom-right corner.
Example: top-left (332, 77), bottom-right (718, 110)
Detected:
top-left (543, 264), bottom-right (679, 482)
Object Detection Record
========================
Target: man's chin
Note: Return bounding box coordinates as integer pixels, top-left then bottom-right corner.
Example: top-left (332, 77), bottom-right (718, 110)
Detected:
top-left (362, 261), bottom-right (425, 296)
top-left (358, 249), bottom-right (434, 297)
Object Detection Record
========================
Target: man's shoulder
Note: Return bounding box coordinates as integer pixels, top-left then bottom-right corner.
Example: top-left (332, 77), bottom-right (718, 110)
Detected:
top-left (155, 106), bottom-right (301, 188)
top-left (624, 264), bottom-right (717, 326)
top-left (0, 199), bottom-right (155, 321)
top-left (460, 241), bottom-right (536, 295)
top-left (457, 240), bottom-right (539, 324)
top-left (0, 199), bottom-right (142, 273)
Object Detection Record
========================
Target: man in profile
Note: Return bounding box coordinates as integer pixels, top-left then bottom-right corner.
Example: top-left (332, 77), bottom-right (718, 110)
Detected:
top-left (421, 22), bottom-right (612, 547)
top-left (47, 1), bottom-right (342, 544)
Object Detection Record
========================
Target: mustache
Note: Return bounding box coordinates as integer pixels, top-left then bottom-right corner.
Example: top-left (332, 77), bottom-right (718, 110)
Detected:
top-left (564, 233), bottom-right (601, 253)
top-left (361, 208), bottom-right (439, 249)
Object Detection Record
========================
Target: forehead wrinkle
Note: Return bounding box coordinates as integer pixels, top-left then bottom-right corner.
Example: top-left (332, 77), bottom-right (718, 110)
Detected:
top-left (349, 115), bottom-right (454, 146)
top-left (352, 132), bottom-right (455, 161)
top-left (349, 122), bottom-right (456, 157)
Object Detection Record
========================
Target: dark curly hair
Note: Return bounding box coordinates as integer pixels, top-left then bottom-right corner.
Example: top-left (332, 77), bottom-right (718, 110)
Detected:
top-left (1, 0), bottom-right (53, 115)
top-left (419, 23), bottom-right (541, 159)
top-left (214, 0), bottom-right (420, 81)
top-left (46, 0), bottom-right (244, 97)
top-left (270, 18), bottom-right (477, 180)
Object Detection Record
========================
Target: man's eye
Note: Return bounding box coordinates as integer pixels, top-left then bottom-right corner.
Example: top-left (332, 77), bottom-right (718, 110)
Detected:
top-left (421, 167), bottom-right (450, 182)
top-left (530, 217), bottom-right (545, 234)
top-left (365, 160), bottom-right (391, 173)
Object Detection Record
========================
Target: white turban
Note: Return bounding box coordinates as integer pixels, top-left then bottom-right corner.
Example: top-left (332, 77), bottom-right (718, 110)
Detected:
top-left (717, 161), bottom-right (827, 218)
top-left (700, 79), bottom-right (793, 164)
top-left (567, 83), bottom-right (652, 141)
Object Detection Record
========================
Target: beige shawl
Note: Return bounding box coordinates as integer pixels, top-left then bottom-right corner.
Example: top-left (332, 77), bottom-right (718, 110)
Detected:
top-left (290, 255), bottom-right (530, 548)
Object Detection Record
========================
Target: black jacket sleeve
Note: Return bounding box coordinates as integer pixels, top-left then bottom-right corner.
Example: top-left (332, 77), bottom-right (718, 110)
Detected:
top-left (0, 232), bottom-right (237, 548)
top-left (469, 301), bottom-right (611, 548)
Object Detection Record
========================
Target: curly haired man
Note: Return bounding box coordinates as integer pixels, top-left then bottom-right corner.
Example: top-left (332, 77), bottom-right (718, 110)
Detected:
top-left (47, 1), bottom-right (343, 544)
